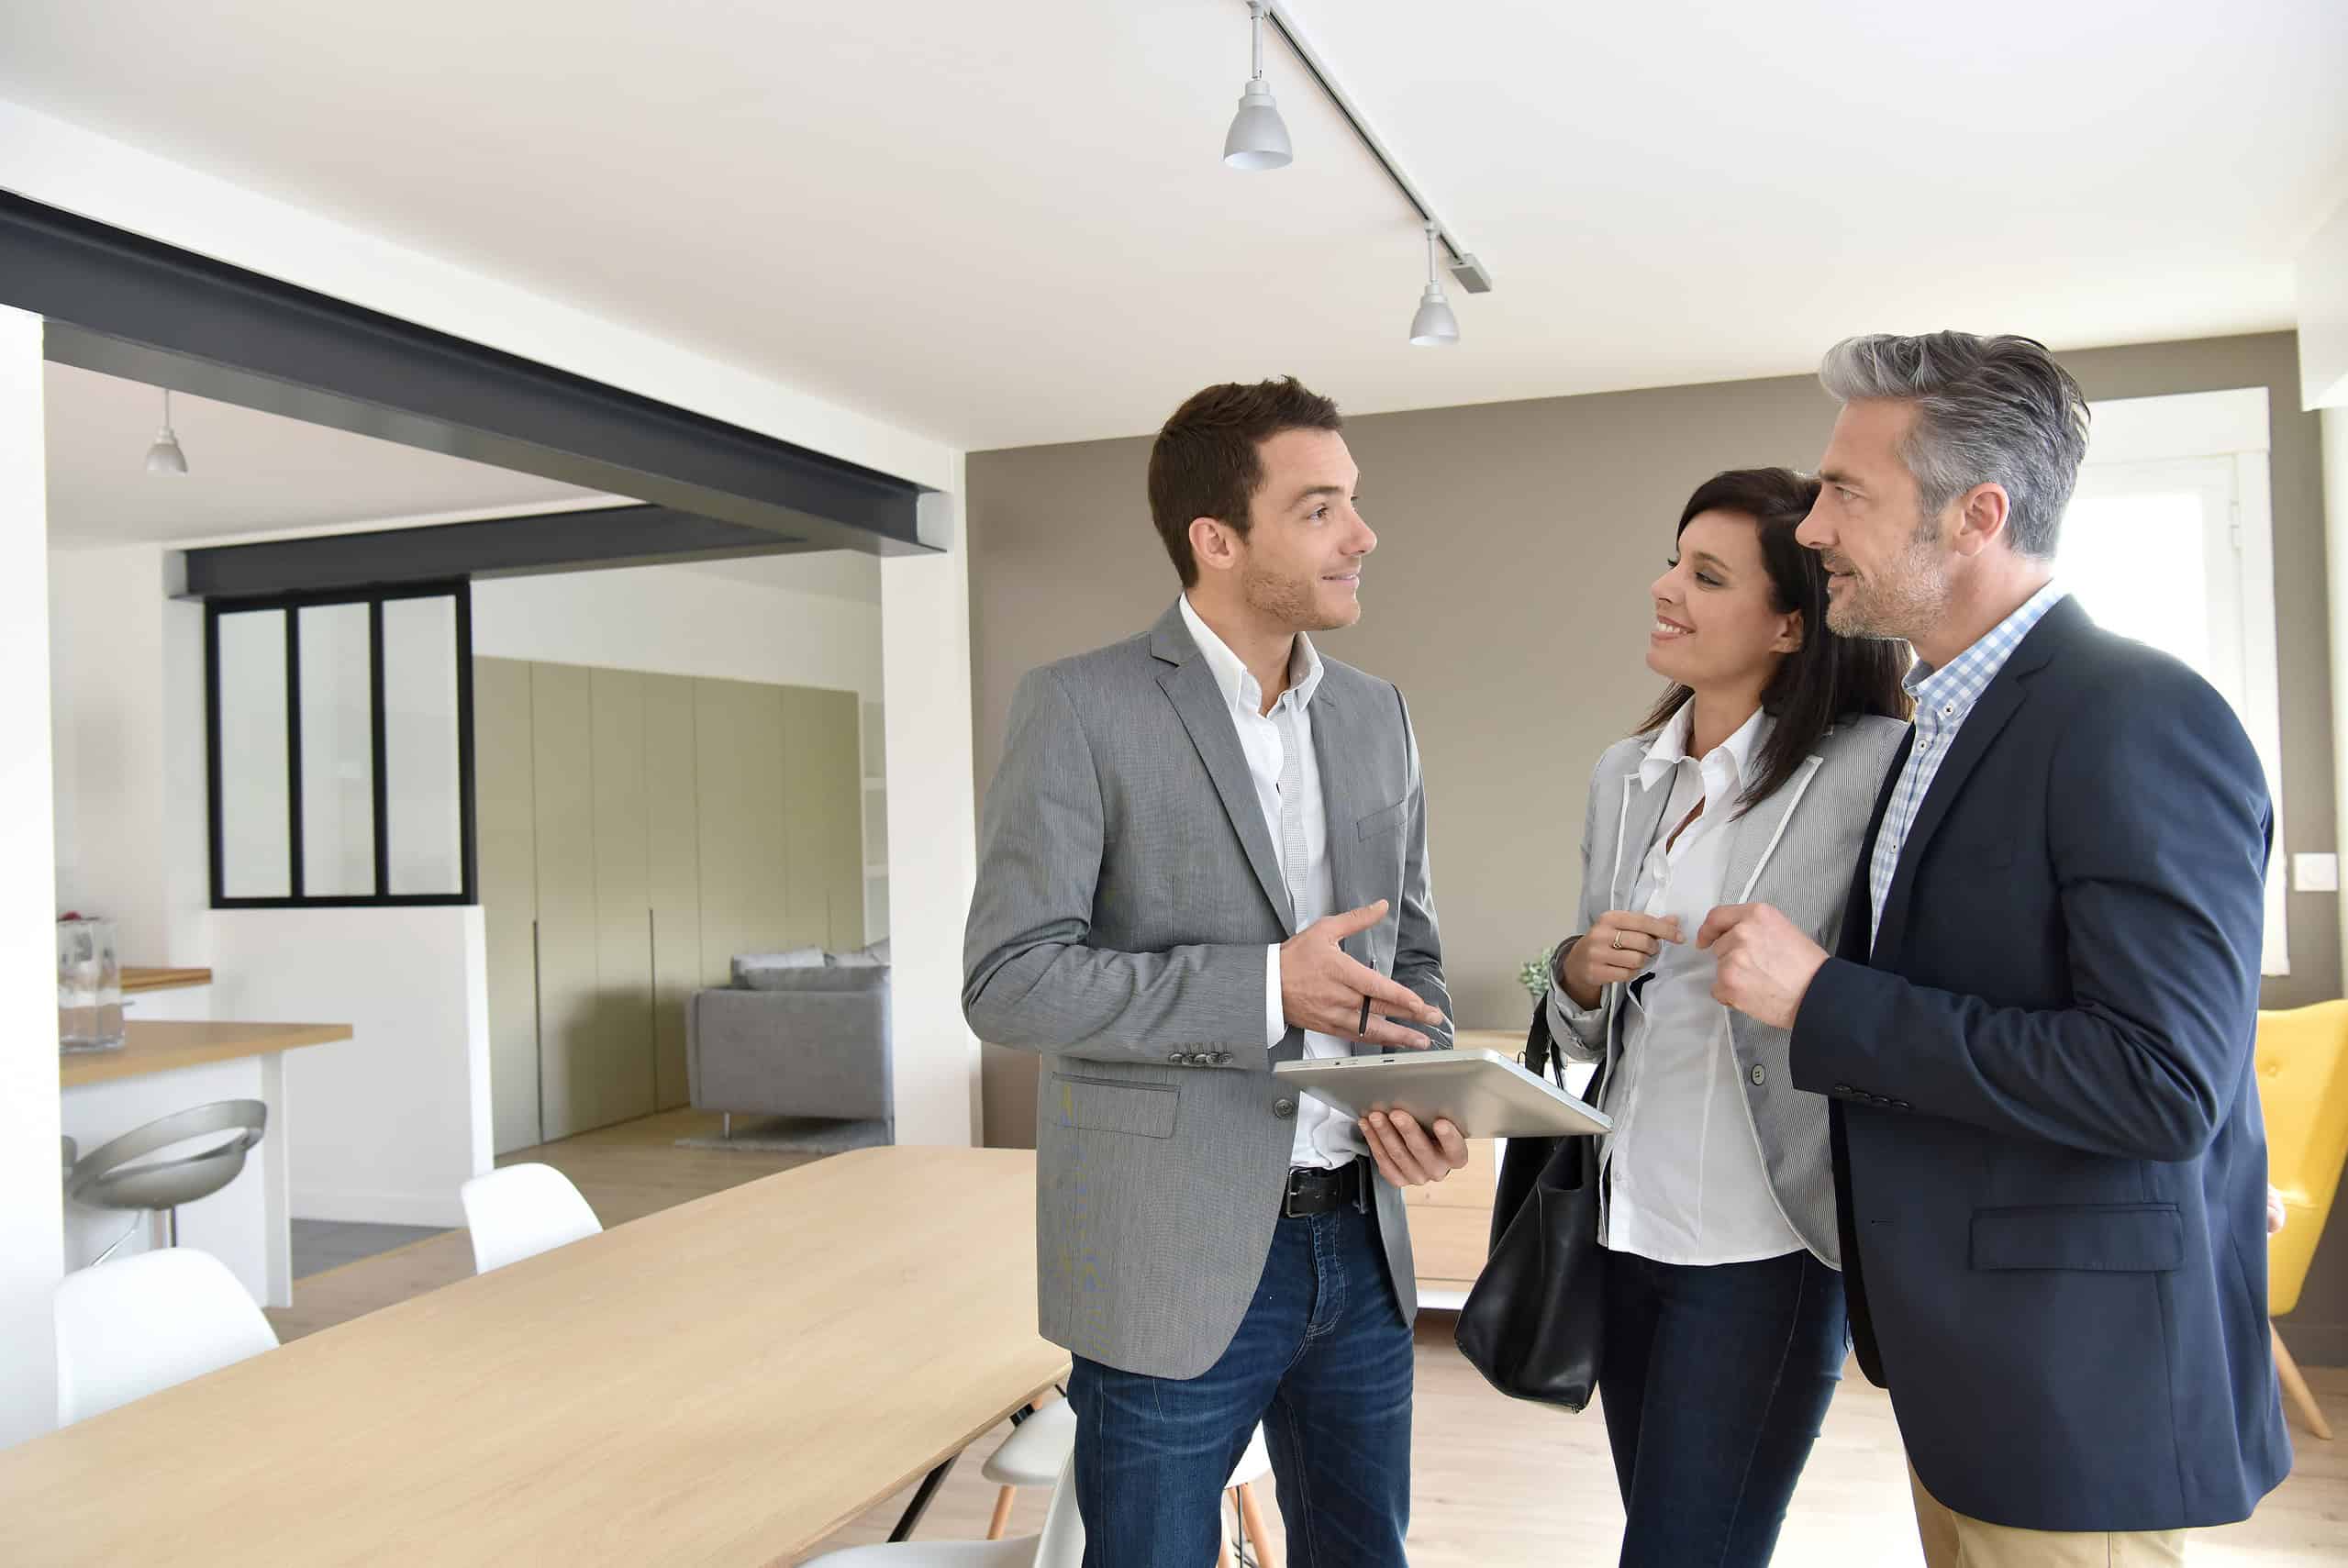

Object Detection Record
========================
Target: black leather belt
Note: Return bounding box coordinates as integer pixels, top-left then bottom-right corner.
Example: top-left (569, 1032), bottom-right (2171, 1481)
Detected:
top-left (1282, 1160), bottom-right (1364, 1218)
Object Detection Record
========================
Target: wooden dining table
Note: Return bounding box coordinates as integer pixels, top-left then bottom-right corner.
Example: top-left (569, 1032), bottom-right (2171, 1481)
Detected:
top-left (0, 1146), bottom-right (1069, 1566)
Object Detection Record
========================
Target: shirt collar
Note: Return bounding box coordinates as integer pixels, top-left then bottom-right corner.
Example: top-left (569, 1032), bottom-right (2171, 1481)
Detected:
top-left (1178, 595), bottom-right (1323, 717)
top-left (1906, 580), bottom-right (2069, 717)
top-left (1639, 703), bottom-right (1770, 793)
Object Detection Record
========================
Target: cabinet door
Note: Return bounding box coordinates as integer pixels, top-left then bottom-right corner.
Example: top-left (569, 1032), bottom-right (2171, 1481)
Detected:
top-left (781, 686), bottom-right (865, 954)
top-left (590, 668), bottom-right (655, 1129)
top-left (642, 673), bottom-right (701, 1110)
top-left (474, 658), bottom-right (541, 1155)
top-left (529, 662), bottom-right (597, 1142)
top-left (693, 678), bottom-right (789, 986)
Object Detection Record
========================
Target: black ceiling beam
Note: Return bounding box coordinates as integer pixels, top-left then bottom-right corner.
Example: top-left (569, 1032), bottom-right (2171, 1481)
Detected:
top-left (1, 190), bottom-right (941, 556)
top-left (180, 505), bottom-right (817, 601)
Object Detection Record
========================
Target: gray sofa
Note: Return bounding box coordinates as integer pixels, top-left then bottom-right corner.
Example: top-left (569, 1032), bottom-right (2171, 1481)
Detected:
top-left (687, 946), bottom-right (893, 1136)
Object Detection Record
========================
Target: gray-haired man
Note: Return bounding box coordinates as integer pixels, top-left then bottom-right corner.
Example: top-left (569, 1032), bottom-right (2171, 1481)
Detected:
top-left (1704, 332), bottom-right (2288, 1563)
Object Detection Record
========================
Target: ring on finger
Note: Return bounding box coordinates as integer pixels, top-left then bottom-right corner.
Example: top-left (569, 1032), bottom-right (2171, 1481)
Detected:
top-left (1611, 929), bottom-right (1626, 951)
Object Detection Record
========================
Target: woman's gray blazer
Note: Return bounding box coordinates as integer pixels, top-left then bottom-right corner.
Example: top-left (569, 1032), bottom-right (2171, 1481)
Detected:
top-left (1545, 714), bottom-right (1908, 1266)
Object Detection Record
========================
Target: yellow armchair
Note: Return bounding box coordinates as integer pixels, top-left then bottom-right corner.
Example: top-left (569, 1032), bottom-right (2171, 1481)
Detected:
top-left (2255, 1000), bottom-right (2348, 1440)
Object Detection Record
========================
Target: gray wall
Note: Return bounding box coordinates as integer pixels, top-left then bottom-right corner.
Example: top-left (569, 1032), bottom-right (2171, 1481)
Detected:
top-left (966, 330), bottom-right (2347, 1360)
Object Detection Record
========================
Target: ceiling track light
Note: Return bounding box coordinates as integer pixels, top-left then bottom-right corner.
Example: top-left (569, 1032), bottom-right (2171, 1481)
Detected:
top-left (1218, 1), bottom-right (1494, 346)
top-left (145, 387), bottom-right (188, 476)
top-left (1408, 224), bottom-right (1459, 348)
top-left (1222, 1), bottom-right (1292, 171)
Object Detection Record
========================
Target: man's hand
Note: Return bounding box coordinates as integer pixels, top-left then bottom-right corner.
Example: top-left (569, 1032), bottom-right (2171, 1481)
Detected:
top-left (1282, 901), bottom-right (1451, 1050)
top-left (2269, 1184), bottom-right (2288, 1236)
top-left (1361, 1108), bottom-right (1468, 1187)
top-left (1697, 903), bottom-right (1829, 1031)
top-left (1558, 912), bottom-right (1684, 1009)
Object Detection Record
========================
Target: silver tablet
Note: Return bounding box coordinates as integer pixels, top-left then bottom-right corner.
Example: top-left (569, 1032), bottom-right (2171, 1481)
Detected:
top-left (1274, 1049), bottom-right (1611, 1140)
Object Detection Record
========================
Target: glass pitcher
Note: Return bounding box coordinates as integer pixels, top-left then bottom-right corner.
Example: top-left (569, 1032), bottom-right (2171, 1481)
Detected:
top-left (57, 916), bottom-right (125, 1052)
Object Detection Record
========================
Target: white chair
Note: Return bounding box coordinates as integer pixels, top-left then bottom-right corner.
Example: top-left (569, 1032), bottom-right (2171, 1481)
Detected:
top-left (982, 1399), bottom-right (1276, 1567)
top-left (54, 1247), bottom-right (278, 1425)
top-left (459, 1162), bottom-right (602, 1273)
top-left (808, 1456), bottom-right (1082, 1567)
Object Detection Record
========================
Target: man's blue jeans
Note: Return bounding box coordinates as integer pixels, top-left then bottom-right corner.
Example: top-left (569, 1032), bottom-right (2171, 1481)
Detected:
top-left (1068, 1193), bottom-right (1414, 1567)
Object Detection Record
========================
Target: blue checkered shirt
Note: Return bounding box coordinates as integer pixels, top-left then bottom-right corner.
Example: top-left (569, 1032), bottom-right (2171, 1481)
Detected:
top-left (1868, 583), bottom-right (2069, 952)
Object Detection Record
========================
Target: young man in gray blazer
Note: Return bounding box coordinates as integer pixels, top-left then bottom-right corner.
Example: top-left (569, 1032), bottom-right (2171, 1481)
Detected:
top-left (964, 377), bottom-right (1463, 1567)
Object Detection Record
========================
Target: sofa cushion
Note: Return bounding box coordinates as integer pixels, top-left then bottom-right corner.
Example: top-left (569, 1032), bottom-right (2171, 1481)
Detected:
top-left (734, 948), bottom-right (829, 988)
top-left (737, 964), bottom-right (890, 993)
top-left (832, 950), bottom-right (885, 970)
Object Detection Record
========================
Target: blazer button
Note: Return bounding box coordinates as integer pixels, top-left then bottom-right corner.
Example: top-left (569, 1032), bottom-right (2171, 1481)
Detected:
top-left (1168, 1052), bottom-right (1186, 1065)
top-left (1834, 1084), bottom-right (1853, 1095)
top-left (1211, 1051), bottom-right (1233, 1066)
top-left (1748, 1063), bottom-right (1766, 1087)
top-left (1273, 1097), bottom-right (1297, 1120)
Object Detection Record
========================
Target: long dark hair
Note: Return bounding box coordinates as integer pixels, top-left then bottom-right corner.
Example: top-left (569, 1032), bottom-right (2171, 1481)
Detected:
top-left (1635, 467), bottom-right (1911, 813)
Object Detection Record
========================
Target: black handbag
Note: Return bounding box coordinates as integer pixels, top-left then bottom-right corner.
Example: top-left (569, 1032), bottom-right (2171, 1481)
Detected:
top-left (1452, 990), bottom-right (1609, 1411)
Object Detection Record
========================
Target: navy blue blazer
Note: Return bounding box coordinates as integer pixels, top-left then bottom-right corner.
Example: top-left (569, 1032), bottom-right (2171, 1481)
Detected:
top-left (1791, 595), bottom-right (2290, 1532)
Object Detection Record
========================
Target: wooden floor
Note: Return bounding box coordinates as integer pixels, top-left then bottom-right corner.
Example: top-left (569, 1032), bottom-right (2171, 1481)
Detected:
top-left (272, 1111), bottom-right (2348, 1566)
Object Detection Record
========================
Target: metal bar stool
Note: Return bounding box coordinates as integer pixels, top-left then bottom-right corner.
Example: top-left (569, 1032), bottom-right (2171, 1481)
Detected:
top-left (65, 1100), bottom-right (268, 1262)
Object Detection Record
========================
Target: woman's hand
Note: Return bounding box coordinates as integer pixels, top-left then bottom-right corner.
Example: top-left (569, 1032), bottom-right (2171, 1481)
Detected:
top-left (1558, 912), bottom-right (1684, 1009)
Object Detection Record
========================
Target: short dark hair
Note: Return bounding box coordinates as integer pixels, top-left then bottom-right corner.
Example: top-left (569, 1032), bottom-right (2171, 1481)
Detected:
top-left (1147, 377), bottom-right (1343, 586)
top-left (1637, 467), bottom-right (1912, 809)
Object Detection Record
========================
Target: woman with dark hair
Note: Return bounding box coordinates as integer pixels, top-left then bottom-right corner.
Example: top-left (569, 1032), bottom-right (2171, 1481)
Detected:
top-left (1542, 468), bottom-right (1910, 1566)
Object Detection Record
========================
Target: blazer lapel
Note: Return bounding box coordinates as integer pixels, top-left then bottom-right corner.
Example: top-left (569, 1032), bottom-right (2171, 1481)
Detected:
top-left (1152, 608), bottom-right (1296, 931)
top-left (1724, 754), bottom-right (1823, 904)
top-left (1311, 684), bottom-right (1365, 938)
top-left (1842, 728), bottom-right (1911, 962)
top-left (1614, 768), bottom-right (1674, 912)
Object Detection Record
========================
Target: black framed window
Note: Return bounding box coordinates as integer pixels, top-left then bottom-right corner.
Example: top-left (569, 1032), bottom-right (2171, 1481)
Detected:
top-left (206, 581), bottom-right (477, 907)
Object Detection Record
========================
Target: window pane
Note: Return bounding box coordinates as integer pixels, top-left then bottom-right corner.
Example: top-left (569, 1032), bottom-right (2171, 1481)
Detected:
top-left (299, 603), bottom-right (376, 897)
top-left (217, 610), bottom-right (291, 898)
top-left (2055, 493), bottom-right (2212, 681)
top-left (383, 595), bottom-right (463, 895)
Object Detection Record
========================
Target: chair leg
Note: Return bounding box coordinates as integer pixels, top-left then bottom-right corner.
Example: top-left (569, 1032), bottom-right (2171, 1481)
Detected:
top-left (722, 1112), bottom-right (731, 1140)
top-left (166, 1207), bottom-right (180, 1248)
top-left (2275, 1321), bottom-right (2333, 1440)
top-left (91, 1213), bottom-right (146, 1265)
top-left (985, 1485), bottom-right (1016, 1540)
top-left (1236, 1481), bottom-right (1276, 1568)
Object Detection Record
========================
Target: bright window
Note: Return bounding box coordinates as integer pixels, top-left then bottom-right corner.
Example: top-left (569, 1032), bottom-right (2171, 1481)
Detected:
top-left (2057, 388), bottom-right (2287, 974)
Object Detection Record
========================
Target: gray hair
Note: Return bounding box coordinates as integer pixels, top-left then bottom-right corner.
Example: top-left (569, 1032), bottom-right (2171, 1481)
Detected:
top-left (1818, 332), bottom-right (2090, 560)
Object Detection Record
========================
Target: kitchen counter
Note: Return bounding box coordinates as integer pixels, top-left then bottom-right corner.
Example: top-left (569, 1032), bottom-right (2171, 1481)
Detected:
top-left (60, 1020), bottom-right (351, 1088)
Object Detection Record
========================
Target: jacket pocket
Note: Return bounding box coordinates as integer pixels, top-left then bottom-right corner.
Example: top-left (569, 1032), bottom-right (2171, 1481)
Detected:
top-left (1354, 799), bottom-right (1408, 840)
top-left (1048, 1073), bottom-right (1178, 1139)
top-left (1970, 1203), bottom-right (2182, 1273)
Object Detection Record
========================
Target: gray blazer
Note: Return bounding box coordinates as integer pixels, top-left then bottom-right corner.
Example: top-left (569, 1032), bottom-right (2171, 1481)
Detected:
top-left (965, 602), bottom-right (1452, 1380)
top-left (1547, 715), bottom-right (1907, 1266)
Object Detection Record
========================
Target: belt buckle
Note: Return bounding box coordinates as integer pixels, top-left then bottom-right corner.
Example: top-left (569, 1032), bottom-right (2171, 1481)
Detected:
top-left (1282, 1166), bottom-right (1316, 1219)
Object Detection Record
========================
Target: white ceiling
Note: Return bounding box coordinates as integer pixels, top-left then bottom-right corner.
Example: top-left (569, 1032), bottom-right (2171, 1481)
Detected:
top-left (6, 2), bottom-right (2344, 454)
top-left (42, 362), bottom-right (601, 548)
top-left (43, 362), bottom-right (886, 600)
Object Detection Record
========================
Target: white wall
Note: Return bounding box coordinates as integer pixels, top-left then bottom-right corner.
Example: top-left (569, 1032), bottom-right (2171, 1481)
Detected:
top-left (472, 562), bottom-right (884, 698)
top-left (0, 305), bottom-right (64, 1448)
top-left (2326, 407), bottom-right (2348, 995)
top-left (882, 483), bottom-right (981, 1145)
top-left (2300, 200), bottom-right (2348, 411)
top-left (47, 544), bottom-right (211, 966)
top-left (207, 906), bottom-right (491, 1228)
